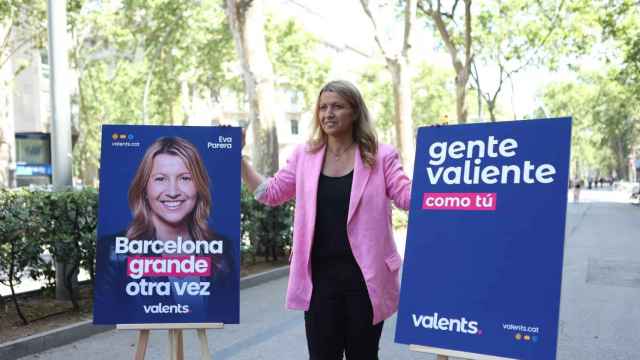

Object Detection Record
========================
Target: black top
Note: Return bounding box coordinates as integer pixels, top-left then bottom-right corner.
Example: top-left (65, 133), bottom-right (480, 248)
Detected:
top-left (311, 170), bottom-right (356, 265)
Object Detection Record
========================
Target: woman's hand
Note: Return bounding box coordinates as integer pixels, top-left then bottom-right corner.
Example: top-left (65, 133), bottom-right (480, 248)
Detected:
top-left (239, 128), bottom-right (265, 192)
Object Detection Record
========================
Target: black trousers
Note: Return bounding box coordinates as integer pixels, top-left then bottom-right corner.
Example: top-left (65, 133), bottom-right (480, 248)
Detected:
top-left (305, 259), bottom-right (384, 360)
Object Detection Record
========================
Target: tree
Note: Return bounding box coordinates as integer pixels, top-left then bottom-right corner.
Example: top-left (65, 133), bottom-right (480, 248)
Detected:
top-left (599, 0), bottom-right (640, 98)
top-left (536, 81), bottom-right (599, 179)
top-left (69, 0), bottom-right (236, 184)
top-left (0, 0), bottom-right (47, 71)
top-left (418, 0), bottom-right (473, 124)
top-left (411, 62), bottom-right (456, 127)
top-left (265, 17), bottom-right (330, 109)
top-left (119, 0), bottom-right (237, 125)
top-left (360, 0), bottom-right (417, 169)
top-left (590, 75), bottom-right (639, 180)
top-left (0, 0), bottom-right (47, 188)
top-left (537, 70), bottom-right (639, 180)
top-left (360, 61), bottom-right (454, 143)
top-left (472, 0), bottom-right (598, 122)
top-left (225, 0), bottom-right (279, 176)
top-left (68, 1), bottom-right (145, 184)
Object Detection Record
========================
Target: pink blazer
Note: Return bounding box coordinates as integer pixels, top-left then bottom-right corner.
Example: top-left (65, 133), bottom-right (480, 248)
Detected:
top-left (257, 142), bottom-right (412, 324)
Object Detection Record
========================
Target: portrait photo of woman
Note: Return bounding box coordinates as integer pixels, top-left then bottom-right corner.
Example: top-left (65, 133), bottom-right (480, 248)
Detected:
top-left (127, 136), bottom-right (215, 242)
top-left (94, 128), bottom-right (240, 325)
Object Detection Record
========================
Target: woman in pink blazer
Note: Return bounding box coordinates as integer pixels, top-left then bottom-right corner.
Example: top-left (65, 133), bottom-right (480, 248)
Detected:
top-left (242, 80), bottom-right (412, 359)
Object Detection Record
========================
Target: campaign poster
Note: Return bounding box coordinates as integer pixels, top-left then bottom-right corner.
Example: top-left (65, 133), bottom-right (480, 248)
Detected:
top-left (93, 125), bottom-right (241, 325)
top-left (395, 118), bottom-right (572, 359)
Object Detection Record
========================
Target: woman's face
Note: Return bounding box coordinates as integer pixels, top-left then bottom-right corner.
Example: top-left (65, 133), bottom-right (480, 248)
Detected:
top-left (318, 91), bottom-right (355, 138)
top-left (145, 153), bottom-right (197, 228)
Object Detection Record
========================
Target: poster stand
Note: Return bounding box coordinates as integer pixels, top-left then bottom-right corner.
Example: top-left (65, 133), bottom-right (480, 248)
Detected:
top-left (409, 344), bottom-right (517, 360)
top-left (117, 323), bottom-right (224, 360)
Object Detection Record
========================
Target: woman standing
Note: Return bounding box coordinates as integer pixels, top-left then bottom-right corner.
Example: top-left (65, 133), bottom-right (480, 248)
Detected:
top-left (242, 80), bottom-right (412, 359)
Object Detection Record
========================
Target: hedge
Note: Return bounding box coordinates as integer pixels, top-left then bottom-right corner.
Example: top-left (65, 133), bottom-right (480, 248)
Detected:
top-left (0, 186), bottom-right (293, 324)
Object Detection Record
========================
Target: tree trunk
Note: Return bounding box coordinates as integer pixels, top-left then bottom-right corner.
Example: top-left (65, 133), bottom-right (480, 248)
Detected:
top-left (142, 68), bottom-right (153, 124)
top-left (0, 53), bottom-right (17, 188)
top-left (615, 137), bottom-right (626, 181)
top-left (360, 0), bottom-right (416, 171)
top-left (455, 74), bottom-right (469, 124)
top-left (456, 0), bottom-right (472, 123)
top-left (487, 99), bottom-right (497, 122)
top-left (0, 294), bottom-right (6, 314)
top-left (225, 0), bottom-right (279, 176)
top-left (424, 0), bottom-right (472, 124)
top-left (389, 59), bottom-right (414, 173)
top-left (76, 76), bottom-right (89, 184)
top-left (65, 262), bottom-right (80, 311)
top-left (9, 241), bottom-right (28, 325)
top-left (226, 0), bottom-right (279, 256)
top-left (9, 280), bottom-right (27, 325)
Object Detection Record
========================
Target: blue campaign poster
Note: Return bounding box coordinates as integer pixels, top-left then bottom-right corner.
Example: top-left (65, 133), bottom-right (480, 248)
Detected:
top-left (395, 118), bottom-right (572, 359)
top-left (93, 125), bottom-right (241, 325)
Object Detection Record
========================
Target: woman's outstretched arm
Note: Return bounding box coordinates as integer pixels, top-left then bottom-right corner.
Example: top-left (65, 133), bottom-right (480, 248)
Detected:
top-left (241, 156), bottom-right (265, 193)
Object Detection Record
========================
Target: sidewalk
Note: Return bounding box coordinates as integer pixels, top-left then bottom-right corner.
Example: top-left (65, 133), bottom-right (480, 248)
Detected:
top-left (8, 188), bottom-right (640, 360)
top-left (1, 267), bottom-right (291, 360)
top-left (13, 275), bottom-right (437, 360)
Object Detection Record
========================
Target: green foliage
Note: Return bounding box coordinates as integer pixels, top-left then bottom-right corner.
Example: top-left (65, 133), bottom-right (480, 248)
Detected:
top-left (0, 188), bottom-right (98, 316)
top-left (537, 69), bottom-right (639, 179)
top-left (240, 186), bottom-right (293, 262)
top-left (359, 63), bottom-right (394, 142)
top-left (70, 0), bottom-right (237, 184)
top-left (359, 61), bottom-right (455, 143)
top-left (477, 0), bottom-right (599, 68)
top-left (0, 0), bottom-right (47, 71)
top-left (0, 188), bottom-right (46, 324)
top-left (0, 184), bottom-right (293, 318)
top-left (120, 0), bottom-right (237, 121)
top-left (536, 80), bottom-right (601, 176)
top-left (392, 207), bottom-right (408, 230)
top-left (471, 0), bottom-right (601, 120)
top-left (33, 188), bottom-right (99, 310)
top-left (69, 2), bottom-right (328, 186)
top-left (411, 63), bottom-right (456, 127)
top-left (240, 186), bottom-right (256, 265)
top-left (598, 0), bottom-right (640, 99)
top-left (265, 16), bottom-right (331, 108)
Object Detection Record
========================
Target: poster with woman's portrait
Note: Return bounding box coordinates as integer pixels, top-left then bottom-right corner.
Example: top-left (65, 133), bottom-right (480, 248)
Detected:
top-left (93, 125), bottom-right (241, 325)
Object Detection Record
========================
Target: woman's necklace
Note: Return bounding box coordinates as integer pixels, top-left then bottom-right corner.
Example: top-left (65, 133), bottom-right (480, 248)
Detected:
top-left (328, 142), bottom-right (354, 160)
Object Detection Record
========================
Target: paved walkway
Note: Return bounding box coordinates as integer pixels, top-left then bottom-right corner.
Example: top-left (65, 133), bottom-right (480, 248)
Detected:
top-left (16, 188), bottom-right (640, 359)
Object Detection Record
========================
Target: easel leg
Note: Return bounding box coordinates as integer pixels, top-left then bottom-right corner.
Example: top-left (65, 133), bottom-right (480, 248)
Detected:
top-left (176, 330), bottom-right (184, 360)
top-left (167, 329), bottom-right (185, 360)
top-left (134, 330), bottom-right (150, 360)
top-left (197, 329), bottom-right (212, 360)
top-left (168, 330), bottom-right (177, 360)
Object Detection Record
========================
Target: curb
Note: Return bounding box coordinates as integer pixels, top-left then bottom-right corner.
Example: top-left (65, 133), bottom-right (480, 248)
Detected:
top-left (0, 265), bottom-right (290, 360)
top-left (240, 265), bottom-right (289, 290)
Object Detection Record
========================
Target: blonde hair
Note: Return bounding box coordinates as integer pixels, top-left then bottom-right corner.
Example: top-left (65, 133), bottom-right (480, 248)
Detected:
top-left (126, 137), bottom-right (212, 240)
top-left (308, 80), bottom-right (378, 167)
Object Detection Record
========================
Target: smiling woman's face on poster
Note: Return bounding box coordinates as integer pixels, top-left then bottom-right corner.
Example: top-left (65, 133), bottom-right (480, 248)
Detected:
top-left (146, 153), bottom-right (198, 235)
top-left (127, 136), bottom-right (213, 242)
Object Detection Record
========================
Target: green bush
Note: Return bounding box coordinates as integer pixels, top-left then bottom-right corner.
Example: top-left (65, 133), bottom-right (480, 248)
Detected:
top-left (0, 187), bottom-right (98, 316)
top-left (240, 186), bottom-right (293, 262)
top-left (35, 188), bottom-right (98, 309)
top-left (0, 189), bottom-right (47, 324)
top-left (392, 207), bottom-right (409, 230)
top-left (0, 184), bottom-right (292, 320)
